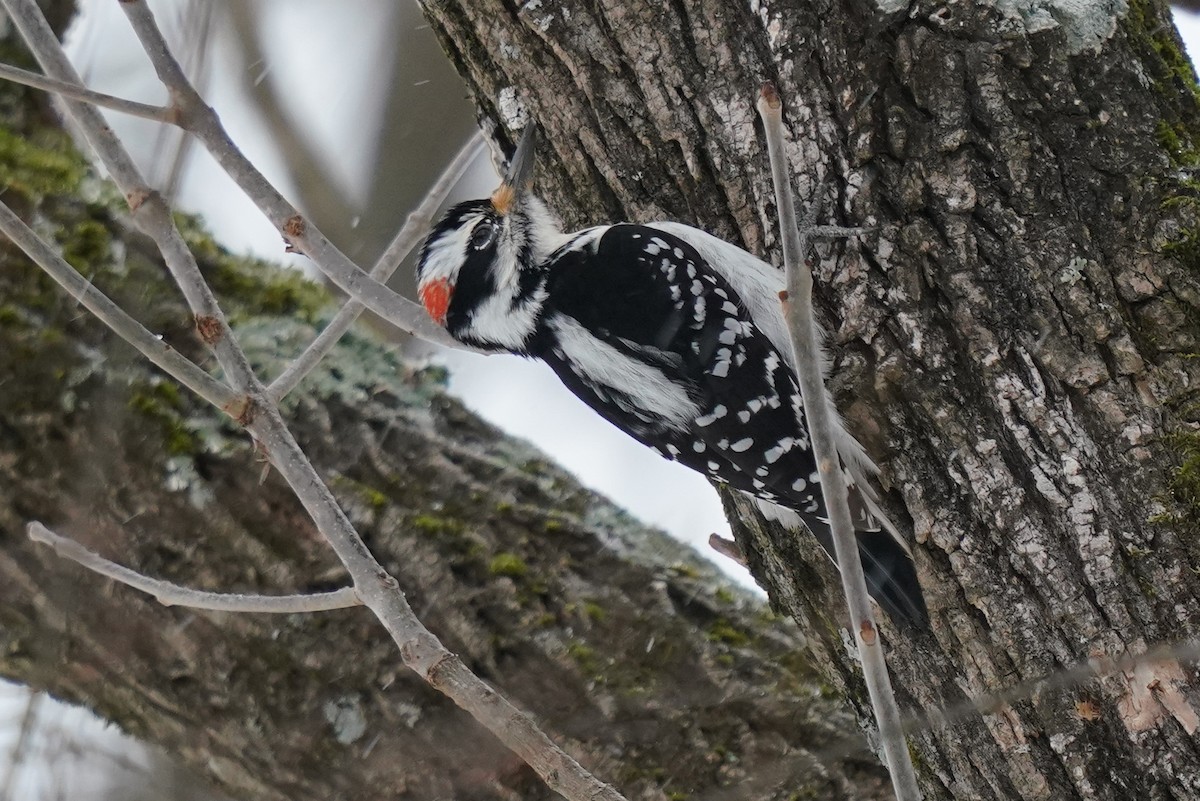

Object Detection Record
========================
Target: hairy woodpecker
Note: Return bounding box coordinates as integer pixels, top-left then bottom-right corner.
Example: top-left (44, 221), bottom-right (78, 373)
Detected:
top-left (417, 129), bottom-right (927, 626)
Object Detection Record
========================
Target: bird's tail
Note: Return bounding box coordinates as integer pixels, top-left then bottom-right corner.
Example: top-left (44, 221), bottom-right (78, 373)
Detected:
top-left (854, 528), bottom-right (928, 628)
top-left (844, 463), bottom-right (929, 628)
top-left (752, 497), bottom-right (929, 628)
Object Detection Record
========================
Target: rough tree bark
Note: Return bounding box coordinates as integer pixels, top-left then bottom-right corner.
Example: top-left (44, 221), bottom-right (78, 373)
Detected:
top-left (417, 0), bottom-right (1200, 798)
top-left (0, 6), bottom-right (892, 801)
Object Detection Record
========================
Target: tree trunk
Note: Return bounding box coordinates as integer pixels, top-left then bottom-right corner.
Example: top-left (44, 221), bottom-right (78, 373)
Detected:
top-left (0, 8), bottom-right (892, 801)
top-left (418, 0), bottom-right (1200, 797)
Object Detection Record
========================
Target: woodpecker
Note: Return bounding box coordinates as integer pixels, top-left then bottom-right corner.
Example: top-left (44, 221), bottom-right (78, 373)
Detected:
top-left (417, 129), bottom-right (927, 626)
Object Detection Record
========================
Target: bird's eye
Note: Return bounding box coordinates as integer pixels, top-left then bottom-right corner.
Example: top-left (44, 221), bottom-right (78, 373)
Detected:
top-left (470, 221), bottom-right (497, 251)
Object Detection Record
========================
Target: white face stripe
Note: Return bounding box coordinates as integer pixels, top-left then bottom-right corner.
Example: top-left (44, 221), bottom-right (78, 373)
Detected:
top-left (558, 225), bottom-right (609, 256)
top-left (550, 316), bottom-right (700, 430)
top-left (460, 201), bottom-right (568, 351)
top-left (419, 211), bottom-right (490, 291)
top-left (464, 284), bottom-right (547, 351)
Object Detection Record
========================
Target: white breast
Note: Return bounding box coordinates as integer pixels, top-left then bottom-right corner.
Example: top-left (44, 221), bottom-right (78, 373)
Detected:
top-left (548, 315), bottom-right (700, 430)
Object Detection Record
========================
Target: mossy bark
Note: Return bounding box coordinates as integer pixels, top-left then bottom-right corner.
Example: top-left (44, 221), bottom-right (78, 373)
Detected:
top-left (417, 0), bottom-right (1200, 797)
top-left (0, 7), bottom-right (889, 801)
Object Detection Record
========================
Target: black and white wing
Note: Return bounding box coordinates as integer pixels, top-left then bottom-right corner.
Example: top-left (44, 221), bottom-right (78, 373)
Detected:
top-left (537, 224), bottom-right (819, 509)
top-left (535, 223), bottom-right (926, 624)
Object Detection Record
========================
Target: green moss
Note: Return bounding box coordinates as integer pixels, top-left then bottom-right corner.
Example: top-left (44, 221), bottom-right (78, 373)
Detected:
top-left (59, 219), bottom-right (113, 272)
top-left (1151, 428), bottom-right (1200, 534)
top-left (566, 641), bottom-right (599, 673)
top-left (543, 518), bottom-right (564, 533)
top-left (785, 789), bottom-right (821, 801)
top-left (705, 619), bottom-right (749, 647)
top-left (488, 552), bottom-right (528, 578)
top-left (168, 212), bottom-right (327, 324)
top-left (1157, 119), bottom-right (1200, 166)
top-left (128, 381), bottom-right (201, 457)
top-left (0, 127), bottom-right (84, 199)
top-left (669, 562), bottom-right (701, 579)
top-left (617, 763), bottom-right (667, 786)
top-left (1131, 0), bottom-right (1200, 94)
top-left (906, 740), bottom-right (929, 779)
top-left (352, 481), bottom-right (388, 510)
top-left (331, 475), bottom-right (390, 513)
top-left (1127, 0), bottom-right (1200, 165)
top-left (714, 587), bottom-right (736, 605)
top-left (208, 255), bottom-right (327, 322)
top-left (582, 600), bottom-right (607, 622)
top-left (415, 363), bottom-right (450, 387)
top-left (410, 514), bottom-right (464, 537)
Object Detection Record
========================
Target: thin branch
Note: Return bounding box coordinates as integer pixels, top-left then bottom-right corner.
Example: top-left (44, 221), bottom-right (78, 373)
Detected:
top-left (756, 82), bottom-right (922, 801)
top-left (269, 132), bottom-right (484, 400)
top-left (0, 60), bottom-right (175, 122)
top-left (27, 523), bottom-right (361, 613)
top-left (0, 199), bottom-right (240, 413)
top-left (118, 0), bottom-right (465, 353)
top-left (708, 534), bottom-right (746, 565)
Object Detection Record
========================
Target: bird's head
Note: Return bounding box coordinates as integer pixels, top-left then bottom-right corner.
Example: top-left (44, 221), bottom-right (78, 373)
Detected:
top-left (416, 128), bottom-right (561, 352)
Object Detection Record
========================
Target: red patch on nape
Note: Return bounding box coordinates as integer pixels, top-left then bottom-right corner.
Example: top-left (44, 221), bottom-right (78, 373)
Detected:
top-left (419, 278), bottom-right (453, 326)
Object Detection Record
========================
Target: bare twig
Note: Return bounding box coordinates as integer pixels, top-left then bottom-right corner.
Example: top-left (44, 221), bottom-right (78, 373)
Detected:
top-left (371, 132), bottom-right (484, 286)
top-left (756, 82), bottom-right (922, 801)
top-left (269, 132), bottom-right (484, 400)
top-left (708, 534), bottom-right (746, 565)
top-left (0, 61), bottom-right (174, 122)
top-left (1, 3), bottom-right (628, 799)
top-left (0, 199), bottom-right (240, 413)
top-left (0, 19), bottom-right (458, 354)
top-left (27, 523), bottom-right (361, 613)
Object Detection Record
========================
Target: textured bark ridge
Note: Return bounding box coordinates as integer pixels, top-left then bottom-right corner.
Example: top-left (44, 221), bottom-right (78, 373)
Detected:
top-left (0, 26), bottom-right (892, 801)
top-left (419, 0), bottom-right (1200, 797)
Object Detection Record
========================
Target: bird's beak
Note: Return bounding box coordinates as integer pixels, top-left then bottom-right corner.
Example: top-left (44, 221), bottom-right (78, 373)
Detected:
top-left (491, 127), bottom-right (536, 216)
